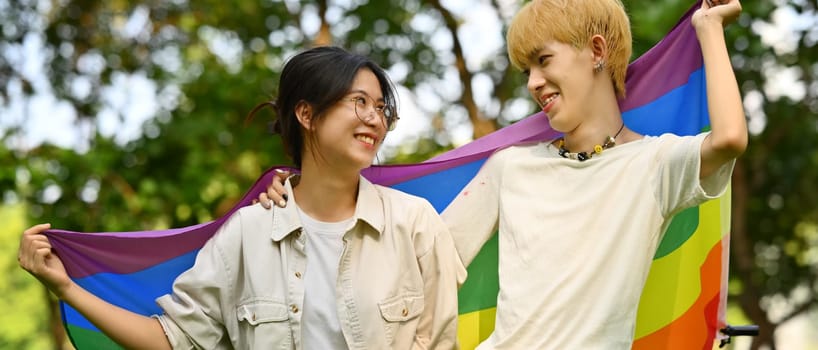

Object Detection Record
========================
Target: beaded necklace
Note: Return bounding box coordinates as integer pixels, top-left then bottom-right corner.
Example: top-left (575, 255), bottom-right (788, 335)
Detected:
top-left (557, 123), bottom-right (625, 161)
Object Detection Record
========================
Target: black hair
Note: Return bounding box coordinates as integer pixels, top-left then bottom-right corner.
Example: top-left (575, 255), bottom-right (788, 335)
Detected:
top-left (248, 46), bottom-right (398, 167)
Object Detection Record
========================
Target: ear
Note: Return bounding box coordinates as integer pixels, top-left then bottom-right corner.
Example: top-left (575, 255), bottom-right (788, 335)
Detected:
top-left (294, 101), bottom-right (314, 130)
top-left (589, 34), bottom-right (608, 64)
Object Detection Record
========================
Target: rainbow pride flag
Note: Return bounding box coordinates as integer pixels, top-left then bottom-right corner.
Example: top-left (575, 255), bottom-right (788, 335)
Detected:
top-left (45, 3), bottom-right (728, 349)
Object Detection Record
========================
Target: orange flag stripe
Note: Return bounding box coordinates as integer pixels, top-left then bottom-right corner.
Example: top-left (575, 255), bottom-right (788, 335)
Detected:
top-left (632, 239), bottom-right (723, 350)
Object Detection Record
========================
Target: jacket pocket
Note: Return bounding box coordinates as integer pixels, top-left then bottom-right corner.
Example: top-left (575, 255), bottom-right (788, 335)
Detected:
top-left (378, 292), bottom-right (425, 345)
top-left (379, 292), bottom-right (424, 321)
top-left (237, 301), bottom-right (289, 325)
top-left (236, 301), bottom-right (291, 349)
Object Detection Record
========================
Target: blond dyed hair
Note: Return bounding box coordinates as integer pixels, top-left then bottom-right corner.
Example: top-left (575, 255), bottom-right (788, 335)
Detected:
top-left (507, 0), bottom-right (632, 97)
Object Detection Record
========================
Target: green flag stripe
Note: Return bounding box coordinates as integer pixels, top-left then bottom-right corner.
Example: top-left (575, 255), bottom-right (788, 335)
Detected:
top-left (457, 234), bottom-right (500, 313)
top-left (66, 324), bottom-right (122, 350)
top-left (654, 206), bottom-right (699, 259)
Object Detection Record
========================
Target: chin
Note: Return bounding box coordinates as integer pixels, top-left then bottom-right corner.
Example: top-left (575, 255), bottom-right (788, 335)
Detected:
top-left (546, 119), bottom-right (568, 133)
top-left (351, 155), bottom-right (376, 169)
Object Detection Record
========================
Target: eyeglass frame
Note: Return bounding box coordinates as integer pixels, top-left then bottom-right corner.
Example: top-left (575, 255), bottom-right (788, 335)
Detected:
top-left (343, 93), bottom-right (399, 131)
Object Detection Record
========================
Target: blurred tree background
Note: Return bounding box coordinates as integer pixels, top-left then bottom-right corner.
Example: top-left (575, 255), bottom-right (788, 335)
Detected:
top-left (1, 0), bottom-right (816, 349)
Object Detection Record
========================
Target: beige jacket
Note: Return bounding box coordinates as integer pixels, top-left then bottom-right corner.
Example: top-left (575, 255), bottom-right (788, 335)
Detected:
top-left (155, 176), bottom-right (465, 349)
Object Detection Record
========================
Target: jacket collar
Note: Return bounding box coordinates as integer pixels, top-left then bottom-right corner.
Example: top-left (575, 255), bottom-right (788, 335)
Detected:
top-left (270, 175), bottom-right (385, 242)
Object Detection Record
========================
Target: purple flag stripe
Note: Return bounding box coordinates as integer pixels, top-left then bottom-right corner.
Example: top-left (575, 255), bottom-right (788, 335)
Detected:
top-left (623, 4), bottom-right (702, 111)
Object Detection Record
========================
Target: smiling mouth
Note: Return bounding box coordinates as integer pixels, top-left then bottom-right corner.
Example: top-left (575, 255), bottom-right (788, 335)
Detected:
top-left (540, 93), bottom-right (560, 108)
top-left (355, 135), bottom-right (376, 146)
top-left (540, 92), bottom-right (560, 113)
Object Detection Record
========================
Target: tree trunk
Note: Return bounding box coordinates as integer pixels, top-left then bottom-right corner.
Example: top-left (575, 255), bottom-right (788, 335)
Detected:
top-left (425, 0), bottom-right (499, 139)
top-left (732, 158), bottom-right (776, 350)
top-left (314, 0), bottom-right (332, 46)
top-left (45, 286), bottom-right (69, 349)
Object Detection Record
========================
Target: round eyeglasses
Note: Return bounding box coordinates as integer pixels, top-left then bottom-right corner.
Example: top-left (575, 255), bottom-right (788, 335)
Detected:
top-left (346, 95), bottom-right (399, 131)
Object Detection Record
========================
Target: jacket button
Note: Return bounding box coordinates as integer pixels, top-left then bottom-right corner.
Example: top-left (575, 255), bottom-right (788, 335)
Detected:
top-left (402, 308), bottom-right (408, 317)
top-left (252, 313), bottom-right (257, 321)
top-left (294, 271), bottom-right (302, 278)
top-left (291, 304), bottom-right (299, 313)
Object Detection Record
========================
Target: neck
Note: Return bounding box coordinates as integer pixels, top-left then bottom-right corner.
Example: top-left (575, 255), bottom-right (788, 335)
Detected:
top-left (294, 158), bottom-right (360, 222)
top-left (562, 119), bottom-right (625, 153)
top-left (561, 91), bottom-right (625, 152)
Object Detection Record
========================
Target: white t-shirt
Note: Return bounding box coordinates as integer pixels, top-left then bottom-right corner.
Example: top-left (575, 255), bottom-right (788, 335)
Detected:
top-left (442, 133), bottom-right (735, 350)
top-left (297, 206), bottom-right (354, 350)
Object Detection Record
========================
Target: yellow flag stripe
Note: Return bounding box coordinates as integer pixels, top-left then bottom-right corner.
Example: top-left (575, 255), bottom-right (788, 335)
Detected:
top-left (634, 196), bottom-right (726, 338)
top-left (457, 307), bottom-right (497, 349)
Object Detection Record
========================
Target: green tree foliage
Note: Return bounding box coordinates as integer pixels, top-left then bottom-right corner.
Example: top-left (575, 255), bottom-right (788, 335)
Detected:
top-left (726, 1), bottom-right (818, 348)
top-left (2, 0), bottom-right (817, 349)
top-left (0, 205), bottom-right (53, 350)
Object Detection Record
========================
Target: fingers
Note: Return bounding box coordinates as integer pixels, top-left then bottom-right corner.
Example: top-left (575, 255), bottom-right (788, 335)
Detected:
top-left (710, 0), bottom-right (742, 23)
top-left (261, 169), bottom-right (290, 209)
top-left (18, 223), bottom-right (72, 296)
top-left (705, 0), bottom-right (741, 10)
top-left (23, 223), bottom-right (52, 236)
top-left (259, 193), bottom-right (272, 209)
top-left (19, 224), bottom-right (54, 272)
top-left (706, 0), bottom-right (729, 5)
top-left (271, 180), bottom-right (288, 208)
top-left (19, 223), bottom-right (51, 262)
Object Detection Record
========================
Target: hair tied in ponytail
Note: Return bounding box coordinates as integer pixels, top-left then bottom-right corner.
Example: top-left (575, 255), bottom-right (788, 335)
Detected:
top-left (245, 101), bottom-right (282, 134)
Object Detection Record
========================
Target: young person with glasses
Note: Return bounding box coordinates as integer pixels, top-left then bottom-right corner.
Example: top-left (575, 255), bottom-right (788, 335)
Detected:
top-left (19, 46), bottom-right (465, 349)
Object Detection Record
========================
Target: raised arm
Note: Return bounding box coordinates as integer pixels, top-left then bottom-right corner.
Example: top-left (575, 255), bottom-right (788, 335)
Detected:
top-left (694, 0), bottom-right (748, 178)
top-left (19, 224), bottom-right (171, 350)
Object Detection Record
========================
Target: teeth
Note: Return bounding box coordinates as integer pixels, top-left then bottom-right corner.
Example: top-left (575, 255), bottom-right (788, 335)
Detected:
top-left (542, 93), bottom-right (559, 106)
top-left (356, 135), bottom-right (375, 145)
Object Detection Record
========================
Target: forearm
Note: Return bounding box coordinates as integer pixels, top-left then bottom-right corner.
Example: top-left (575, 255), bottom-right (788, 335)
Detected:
top-left (441, 166), bottom-right (501, 267)
top-left (60, 282), bottom-right (172, 350)
top-left (698, 21), bottom-right (747, 157)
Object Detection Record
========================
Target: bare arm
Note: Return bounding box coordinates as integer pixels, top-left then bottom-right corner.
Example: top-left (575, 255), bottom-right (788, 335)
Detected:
top-left (19, 224), bottom-right (171, 350)
top-left (694, 0), bottom-right (748, 178)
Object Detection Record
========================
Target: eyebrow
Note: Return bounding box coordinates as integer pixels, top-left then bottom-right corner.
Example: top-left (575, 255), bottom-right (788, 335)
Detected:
top-left (526, 49), bottom-right (540, 61)
top-left (347, 89), bottom-right (385, 102)
top-left (527, 44), bottom-right (551, 59)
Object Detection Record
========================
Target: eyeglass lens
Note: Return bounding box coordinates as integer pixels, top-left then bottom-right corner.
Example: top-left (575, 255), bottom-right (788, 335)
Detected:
top-left (353, 96), bottom-right (397, 131)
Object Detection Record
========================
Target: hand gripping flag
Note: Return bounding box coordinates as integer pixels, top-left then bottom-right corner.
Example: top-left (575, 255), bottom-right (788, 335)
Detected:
top-left (45, 3), bottom-right (729, 349)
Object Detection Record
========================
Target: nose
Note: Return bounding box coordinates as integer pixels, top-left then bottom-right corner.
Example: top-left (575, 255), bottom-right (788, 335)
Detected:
top-left (527, 68), bottom-right (546, 94)
top-left (360, 108), bottom-right (381, 126)
top-left (358, 108), bottom-right (387, 133)
top-left (363, 106), bottom-right (379, 120)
